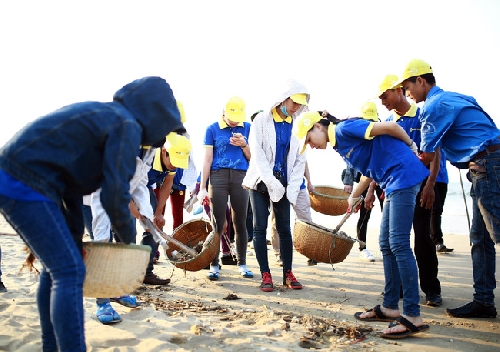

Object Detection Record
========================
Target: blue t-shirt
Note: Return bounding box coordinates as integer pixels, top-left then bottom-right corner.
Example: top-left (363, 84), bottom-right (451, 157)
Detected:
top-left (331, 118), bottom-right (429, 196)
top-left (272, 109), bottom-right (293, 181)
top-left (300, 177), bottom-right (306, 190)
top-left (436, 151), bottom-right (449, 184)
top-left (172, 169), bottom-right (186, 191)
top-left (420, 86), bottom-right (500, 168)
top-left (147, 151), bottom-right (175, 188)
top-left (0, 169), bottom-right (51, 201)
top-left (385, 104), bottom-right (422, 151)
top-left (203, 119), bottom-right (251, 171)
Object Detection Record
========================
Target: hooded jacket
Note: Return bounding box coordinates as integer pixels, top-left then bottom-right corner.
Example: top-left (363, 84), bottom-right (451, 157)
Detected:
top-left (242, 79), bottom-right (309, 204)
top-left (0, 76), bottom-right (184, 243)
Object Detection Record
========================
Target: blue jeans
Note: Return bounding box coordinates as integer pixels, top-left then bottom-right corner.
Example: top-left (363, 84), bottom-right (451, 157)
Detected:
top-left (379, 183), bottom-right (421, 317)
top-left (0, 195), bottom-right (86, 352)
top-left (469, 151), bottom-right (500, 306)
top-left (0, 245), bottom-right (2, 279)
top-left (250, 190), bottom-right (292, 276)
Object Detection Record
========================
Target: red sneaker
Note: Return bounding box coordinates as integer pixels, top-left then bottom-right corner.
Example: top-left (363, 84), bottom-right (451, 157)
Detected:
top-left (284, 270), bottom-right (302, 289)
top-left (260, 272), bottom-right (274, 292)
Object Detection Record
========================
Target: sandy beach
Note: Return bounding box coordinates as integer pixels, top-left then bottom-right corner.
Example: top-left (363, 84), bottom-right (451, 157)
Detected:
top-left (1, 212), bottom-right (499, 352)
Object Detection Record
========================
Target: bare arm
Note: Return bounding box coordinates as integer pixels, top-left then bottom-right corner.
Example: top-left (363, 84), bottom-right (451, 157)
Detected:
top-left (420, 147), bottom-right (440, 209)
top-left (155, 173), bottom-right (175, 220)
top-left (200, 147), bottom-right (214, 192)
top-left (129, 200), bottom-right (141, 219)
top-left (230, 134), bottom-right (251, 160)
top-left (351, 175), bottom-right (373, 198)
top-left (369, 122), bottom-right (412, 146)
top-left (304, 161), bottom-right (315, 192)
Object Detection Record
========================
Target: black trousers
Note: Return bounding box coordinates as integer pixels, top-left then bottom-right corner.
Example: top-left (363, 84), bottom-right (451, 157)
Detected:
top-left (430, 182), bottom-right (448, 246)
top-left (413, 180), bottom-right (441, 296)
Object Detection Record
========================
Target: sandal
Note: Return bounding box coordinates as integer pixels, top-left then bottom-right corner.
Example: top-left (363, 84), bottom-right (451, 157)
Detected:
top-left (380, 316), bottom-right (430, 339)
top-left (110, 295), bottom-right (141, 308)
top-left (96, 303), bottom-right (122, 325)
top-left (354, 305), bottom-right (398, 322)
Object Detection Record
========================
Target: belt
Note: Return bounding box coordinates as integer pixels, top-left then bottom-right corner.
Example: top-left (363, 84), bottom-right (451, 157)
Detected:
top-left (471, 144), bottom-right (500, 162)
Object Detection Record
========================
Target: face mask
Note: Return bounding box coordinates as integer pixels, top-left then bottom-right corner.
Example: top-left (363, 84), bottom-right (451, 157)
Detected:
top-left (280, 105), bottom-right (290, 117)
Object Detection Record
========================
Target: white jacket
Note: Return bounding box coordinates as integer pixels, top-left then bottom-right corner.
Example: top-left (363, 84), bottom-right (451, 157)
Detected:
top-left (242, 79), bottom-right (309, 205)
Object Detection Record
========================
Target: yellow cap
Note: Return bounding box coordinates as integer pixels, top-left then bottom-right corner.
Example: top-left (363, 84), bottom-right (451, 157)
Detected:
top-left (398, 59), bottom-right (433, 83)
top-left (176, 101), bottom-right (186, 123)
top-left (293, 111), bottom-right (322, 154)
top-left (225, 97), bottom-right (246, 122)
top-left (290, 93), bottom-right (308, 106)
top-left (377, 74), bottom-right (401, 98)
top-left (165, 132), bottom-right (191, 169)
top-left (360, 102), bottom-right (378, 122)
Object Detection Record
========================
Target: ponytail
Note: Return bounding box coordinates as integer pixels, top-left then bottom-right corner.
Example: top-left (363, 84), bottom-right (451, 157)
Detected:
top-left (317, 111), bottom-right (343, 127)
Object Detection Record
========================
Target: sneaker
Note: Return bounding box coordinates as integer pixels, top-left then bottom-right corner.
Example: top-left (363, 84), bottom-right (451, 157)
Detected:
top-left (221, 255), bottom-right (238, 266)
top-left (436, 243), bottom-right (453, 253)
top-left (284, 270), bottom-right (302, 289)
top-left (260, 272), bottom-right (274, 292)
top-left (446, 301), bottom-right (497, 318)
top-left (306, 258), bottom-right (318, 266)
top-left (143, 273), bottom-right (170, 285)
top-left (110, 295), bottom-right (140, 308)
top-left (436, 243), bottom-right (445, 252)
top-left (275, 254), bottom-right (283, 267)
top-left (425, 293), bottom-right (443, 307)
top-left (0, 281), bottom-right (7, 293)
top-left (359, 248), bottom-right (375, 262)
top-left (96, 303), bottom-right (122, 324)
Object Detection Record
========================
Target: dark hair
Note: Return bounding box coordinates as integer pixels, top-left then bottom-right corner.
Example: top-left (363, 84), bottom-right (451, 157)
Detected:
top-left (250, 110), bottom-right (263, 122)
top-left (317, 111), bottom-right (343, 127)
top-left (407, 73), bottom-right (436, 85)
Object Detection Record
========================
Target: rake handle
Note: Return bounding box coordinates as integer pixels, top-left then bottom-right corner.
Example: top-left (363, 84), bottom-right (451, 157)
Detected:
top-left (331, 206), bottom-right (366, 247)
top-left (142, 218), bottom-right (198, 257)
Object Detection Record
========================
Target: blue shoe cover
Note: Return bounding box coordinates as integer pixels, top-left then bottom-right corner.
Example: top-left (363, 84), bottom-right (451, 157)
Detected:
top-left (96, 303), bottom-right (122, 324)
top-left (111, 295), bottom-right (139, 308)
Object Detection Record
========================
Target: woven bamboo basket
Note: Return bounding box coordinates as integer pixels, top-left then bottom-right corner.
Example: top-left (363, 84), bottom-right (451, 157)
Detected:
top-left (165, 219), bottom-right (219, 271)
top-left (83, 242), bottom-right (150, 298)
top-left (309, 185), bottom-right (350, 216)
top-left (293, 219), bottom-right (356, 264)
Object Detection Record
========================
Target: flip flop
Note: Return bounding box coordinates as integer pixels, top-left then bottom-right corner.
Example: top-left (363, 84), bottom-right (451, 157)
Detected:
top-left (354, 305), bottom-right (398, 322)
top-left (379, 316), bottom-right (430, 339)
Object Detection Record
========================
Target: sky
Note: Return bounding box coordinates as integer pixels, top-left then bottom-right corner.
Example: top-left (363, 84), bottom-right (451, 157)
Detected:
top-left (1, 0), bottom-right (499, 185)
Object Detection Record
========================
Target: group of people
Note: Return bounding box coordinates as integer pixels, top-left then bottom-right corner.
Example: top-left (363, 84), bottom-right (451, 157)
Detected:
top-left (196, 81), bottom-right (311, 291)
top-left (0, 57), bottom-right (499, 349)
top-left (295, 58), bottom-right (499, 338)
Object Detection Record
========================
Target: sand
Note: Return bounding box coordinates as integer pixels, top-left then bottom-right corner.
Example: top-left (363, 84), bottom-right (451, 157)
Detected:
top-left (1, 213), bottom-right (499, 352)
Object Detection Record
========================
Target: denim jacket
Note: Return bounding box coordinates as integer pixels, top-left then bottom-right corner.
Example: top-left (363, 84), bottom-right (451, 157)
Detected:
top-left (0, 76), bottom-right (184, 243)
